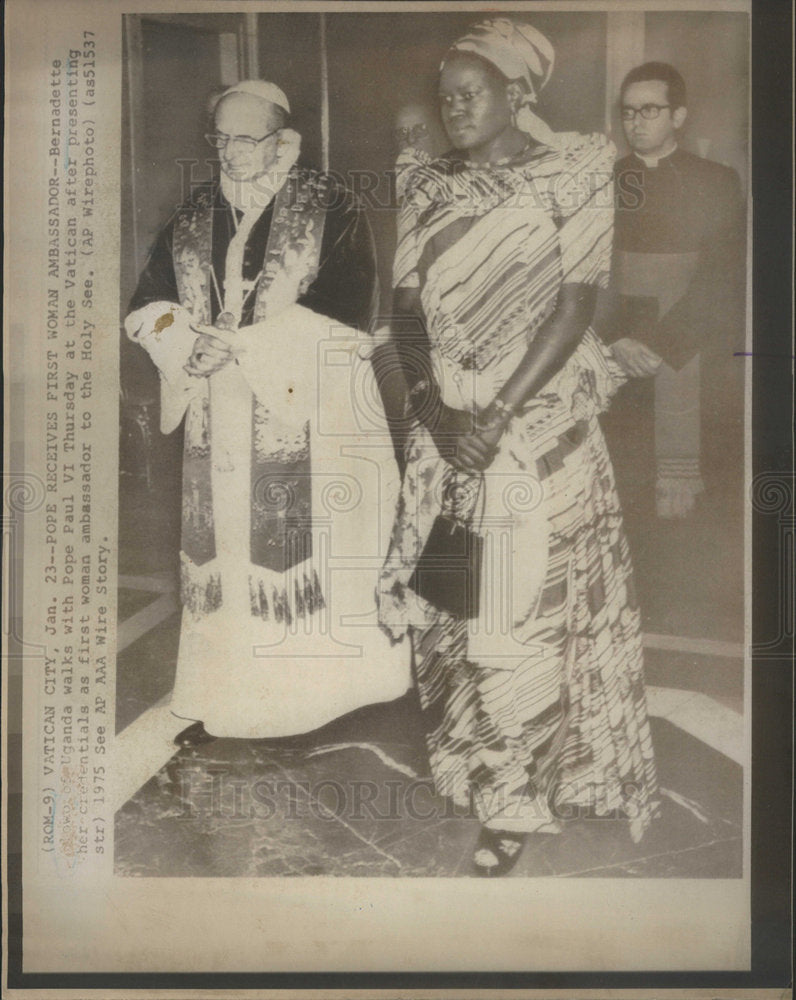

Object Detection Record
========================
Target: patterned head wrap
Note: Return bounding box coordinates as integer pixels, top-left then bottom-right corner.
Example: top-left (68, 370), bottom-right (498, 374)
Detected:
top-left (218, 79), bottom-right (290, 115)
top-left (443, 18), bottom-right (559, 148)
top-left (445, 18), bottom-right (554, 102)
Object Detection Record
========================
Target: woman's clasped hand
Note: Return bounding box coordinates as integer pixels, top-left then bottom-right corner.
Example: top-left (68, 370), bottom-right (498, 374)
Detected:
top-left (430, 400), bottom-right (510, 473)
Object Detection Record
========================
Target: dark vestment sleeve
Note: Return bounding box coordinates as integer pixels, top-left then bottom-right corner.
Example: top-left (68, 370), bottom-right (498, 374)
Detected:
top-left (128, 214), bottom-right (181, 313)
top-left (297, 187), bottom-right (379, 332)
top-left (123, 212), bottom-right (183, 407)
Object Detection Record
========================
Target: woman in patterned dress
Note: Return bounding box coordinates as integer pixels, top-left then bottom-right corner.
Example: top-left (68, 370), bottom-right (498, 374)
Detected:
top-left (379, 19), bottom-right (659, 875)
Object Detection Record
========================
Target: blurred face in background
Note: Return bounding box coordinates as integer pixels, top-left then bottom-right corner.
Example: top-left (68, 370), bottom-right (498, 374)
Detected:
top-left (621, 79), bottom-right (687, 159)
top-left (214, 92), bottom-right (282, 181)
top-left (394, 102), bottom-right (444, 157)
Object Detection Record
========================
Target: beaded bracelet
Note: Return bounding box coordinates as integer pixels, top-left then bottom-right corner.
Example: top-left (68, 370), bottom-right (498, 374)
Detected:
top-left (476, 398), bottom-right (516, 431)
top-left (408, 378), bottom-right (431, 397)
top-left (492, 397), bottom-right (517, 420)
top-left (476, 402), bottom-right (515, 434)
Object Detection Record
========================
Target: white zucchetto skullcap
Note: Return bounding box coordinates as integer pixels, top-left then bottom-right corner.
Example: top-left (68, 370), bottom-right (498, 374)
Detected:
top-left (219, 79), bottom-right (290, 114)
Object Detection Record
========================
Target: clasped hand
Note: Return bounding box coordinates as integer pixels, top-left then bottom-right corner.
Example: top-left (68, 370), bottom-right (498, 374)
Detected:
top-left (431, 402), bottom-right (507, 473)
top-left (612, 337), bottom-right (662, 378)
top-left (183, 325), bottom-right (239, 378)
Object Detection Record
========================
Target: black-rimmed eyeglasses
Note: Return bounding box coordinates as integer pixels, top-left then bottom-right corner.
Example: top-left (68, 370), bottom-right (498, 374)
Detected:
top-left (204, 128), bottom-right (280, 152)
top-left (620, 104), bottom-right (672, 122)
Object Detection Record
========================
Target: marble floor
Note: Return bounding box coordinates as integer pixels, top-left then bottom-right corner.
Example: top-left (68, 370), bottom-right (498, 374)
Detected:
top-left (114, 445), bottom-right (746, 879)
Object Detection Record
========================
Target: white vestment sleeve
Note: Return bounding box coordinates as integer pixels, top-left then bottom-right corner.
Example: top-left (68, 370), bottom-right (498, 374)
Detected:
top-left (233, 303), bottom-right (348, 422)
top-left (124, 300), bottom-right (204, 432)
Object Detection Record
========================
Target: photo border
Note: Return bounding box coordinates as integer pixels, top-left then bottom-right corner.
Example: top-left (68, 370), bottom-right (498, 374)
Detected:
top-left (2, 0), bottom-right (792, 992)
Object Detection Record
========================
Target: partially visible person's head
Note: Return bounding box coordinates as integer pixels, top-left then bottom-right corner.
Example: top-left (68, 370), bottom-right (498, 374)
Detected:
top-left (211, 81), bottom-right (289, 181)
top-left (394, 102), bottom-right (445, 156)
top-left (439, 18), bottom-right (555, 159)
top-left (620, 62), bottom-right (687, 158)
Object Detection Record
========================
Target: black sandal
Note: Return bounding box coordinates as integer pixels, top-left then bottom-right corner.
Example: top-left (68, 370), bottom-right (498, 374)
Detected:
top-left (174, 721), bottom-right (216, 748)
top-left (473, 827), bottom-right (528, 877)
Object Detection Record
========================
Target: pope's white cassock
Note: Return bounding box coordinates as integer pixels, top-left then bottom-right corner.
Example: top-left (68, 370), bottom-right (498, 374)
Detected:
top-left (125, 127), bottom-right (410, 737)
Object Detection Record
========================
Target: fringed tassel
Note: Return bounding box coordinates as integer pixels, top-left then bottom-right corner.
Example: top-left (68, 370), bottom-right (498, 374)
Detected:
top-left (258, 580), bottom-right (270, 620)
top-left (304, 569), bottom-right (326, 614)
top-left (248, 568), bottom-right (325, 623)
top-left (180, 555), bottom-right (222, 618)
top-left (655, 458), bottom-right (705, 519)
top-left (272, 588), bottom-right (293, 625)
top-left (249, 578), bottom-right (272, 620)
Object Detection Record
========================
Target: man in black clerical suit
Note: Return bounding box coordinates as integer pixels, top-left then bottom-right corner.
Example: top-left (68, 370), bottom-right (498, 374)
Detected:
top-left (603, 62), bottom-right (745, 519)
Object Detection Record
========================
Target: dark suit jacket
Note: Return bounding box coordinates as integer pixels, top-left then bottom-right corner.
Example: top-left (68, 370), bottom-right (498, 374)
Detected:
top-left (610, 148), bottom-right (745, 369)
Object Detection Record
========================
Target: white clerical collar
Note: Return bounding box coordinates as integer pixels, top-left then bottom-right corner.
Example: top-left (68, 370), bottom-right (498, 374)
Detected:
top-left (221, 170), bottom-right (284, 215)
top-left (634, 143), bottom-right (678, 168)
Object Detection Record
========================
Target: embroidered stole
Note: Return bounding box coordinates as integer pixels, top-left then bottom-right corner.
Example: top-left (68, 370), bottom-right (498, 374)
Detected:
top-left (171, 171), bottom-right (328, 615)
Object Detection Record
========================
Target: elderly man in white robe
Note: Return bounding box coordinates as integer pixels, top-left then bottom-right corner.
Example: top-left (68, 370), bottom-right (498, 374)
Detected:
top-left (125, 80), bottom-right (409, 747)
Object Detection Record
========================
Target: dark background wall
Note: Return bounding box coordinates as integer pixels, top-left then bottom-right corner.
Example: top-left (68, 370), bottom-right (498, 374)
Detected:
top-left (122, 14), bottom-right (243, 313)
top-left (644, 11), bottom-right (749, 186)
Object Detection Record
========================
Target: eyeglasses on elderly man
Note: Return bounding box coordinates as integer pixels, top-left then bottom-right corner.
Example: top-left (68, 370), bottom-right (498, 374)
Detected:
top-left (204, 128), bottom-right (280, 152)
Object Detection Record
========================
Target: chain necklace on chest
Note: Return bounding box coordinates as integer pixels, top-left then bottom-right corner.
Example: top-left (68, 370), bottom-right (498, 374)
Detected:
top-left (462, 135), bottom-right (533, 169)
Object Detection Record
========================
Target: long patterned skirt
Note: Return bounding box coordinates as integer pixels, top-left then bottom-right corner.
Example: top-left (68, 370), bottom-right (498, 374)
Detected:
top-left (409, 415), bottom-right (659, 843)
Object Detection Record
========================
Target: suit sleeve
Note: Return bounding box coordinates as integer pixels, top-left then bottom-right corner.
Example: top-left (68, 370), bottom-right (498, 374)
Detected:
top-left (654, 165), bottom-right (746, 369)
